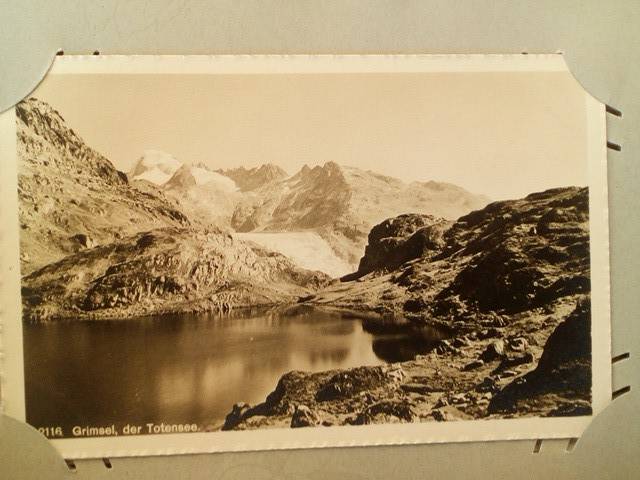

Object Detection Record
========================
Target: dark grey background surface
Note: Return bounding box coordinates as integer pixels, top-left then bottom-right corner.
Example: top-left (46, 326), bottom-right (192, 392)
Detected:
top-left (0, 1), bottom-right (637, 479)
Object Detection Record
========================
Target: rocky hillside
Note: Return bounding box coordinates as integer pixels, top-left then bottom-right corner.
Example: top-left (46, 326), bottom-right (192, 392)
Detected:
top-left (344, 213), bottom-right (453, 280)
top-left (223, 186), bottom-right (592, 428)
top-left (17, 98), bottom-right (191, 274)
top-left (21, 227), bottom-right (330, 322)
top-left (231, 162), bottom-right (489, 269)
top-left (312, 186), bottom-right (590, 323)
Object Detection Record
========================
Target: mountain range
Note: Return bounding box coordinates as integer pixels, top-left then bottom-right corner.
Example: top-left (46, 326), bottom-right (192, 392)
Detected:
top-left (216, 164), bottom-right (288, 191)
top-left (17, 97), bottom-right (488, 316)
top-left (128, 149), bottom-right (490, 272)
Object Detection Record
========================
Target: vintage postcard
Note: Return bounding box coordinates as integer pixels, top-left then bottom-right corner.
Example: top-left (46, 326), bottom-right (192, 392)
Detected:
top-left (0, 55), bottom-right (610, 458)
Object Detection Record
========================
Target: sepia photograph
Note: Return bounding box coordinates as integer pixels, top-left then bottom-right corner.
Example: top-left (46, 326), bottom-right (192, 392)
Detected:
top-left (0, 55), bottom-right (610, 455)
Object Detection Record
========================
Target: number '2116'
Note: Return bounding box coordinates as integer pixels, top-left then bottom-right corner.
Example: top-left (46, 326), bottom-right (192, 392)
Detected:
top-left (38, 426), bottom-right (64, 437)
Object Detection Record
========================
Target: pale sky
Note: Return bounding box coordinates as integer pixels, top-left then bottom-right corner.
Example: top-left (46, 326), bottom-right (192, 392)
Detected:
top-left (31, 72), bottom-right (588, 200)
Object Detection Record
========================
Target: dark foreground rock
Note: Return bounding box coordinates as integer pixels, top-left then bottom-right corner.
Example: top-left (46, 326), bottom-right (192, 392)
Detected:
top-left (489, 300), bottom-right (592, 416)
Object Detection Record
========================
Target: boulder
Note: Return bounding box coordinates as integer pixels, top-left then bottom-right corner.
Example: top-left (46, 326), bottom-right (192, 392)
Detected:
top-left (536, 301), bottom-right (591, 375)
top-left (354, 214), bottom-right (451, 278)
top-left (479, 340), bottom-right (506, 362)
top-left (290, 405), bottom-right (321, 428)
top-left (222, 402), bottom-right (252, 430)
top-left (401, 383), bottom-right (435, 395)
top-left (71, 233), bottom-right (94, 249)
top-left (435, 340), bottom-right (454, 355)
top-left (385, 365), bottom-right (406, 382)
top-left (450, 393), bottom-right (468, 405)
top-left (482, 313), bottom-right (506, 328)
top-left (463, 359), bottom-right (484, 371)
top-left (508, 337), bottom-right (528, 352)
top-left (430, 405), bottom-right (472, 422)
top-left (315, 366), bottom-right (401, 402)
top-left (475, 376), bottom-right (499, 393)
top-left (434, 396), bottom-right (449, 408)
top-left (431, 409), bottom-right (448, 421)
top-left (478, 328), bottom-right (502, 340)
top-left (354, 400), bottom-right (417, 425)
top-left (453, 336), bottom-right (470, 348)
top-left (497, 352), bottom-right (535, 371)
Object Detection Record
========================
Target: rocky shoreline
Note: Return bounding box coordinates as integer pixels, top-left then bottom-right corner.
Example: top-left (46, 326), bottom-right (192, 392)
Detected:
top-left (223, 296), bottom-right (591, 429)
top-left (221, 186), bottom-right (593, 428)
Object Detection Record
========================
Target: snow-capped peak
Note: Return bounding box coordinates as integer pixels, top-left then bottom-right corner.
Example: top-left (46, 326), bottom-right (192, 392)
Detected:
top-left (129, 150), bottom-right (183, 185)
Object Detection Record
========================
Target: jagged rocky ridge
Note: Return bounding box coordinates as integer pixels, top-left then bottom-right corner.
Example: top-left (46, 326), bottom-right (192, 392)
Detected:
top-left (129, 153), bottom-right (243, 227)
top-left (129, 150), bottom-right (488, 274)
top-left (229, 162), bottom-right (489, 269)
top-left (216, 164), bottom-right (288, 191)
top-left (224, 186), bottom-right (592, 428)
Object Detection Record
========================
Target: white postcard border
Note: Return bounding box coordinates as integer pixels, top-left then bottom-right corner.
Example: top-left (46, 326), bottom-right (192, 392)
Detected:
top-left (0, 54), bottom-right (611, 459)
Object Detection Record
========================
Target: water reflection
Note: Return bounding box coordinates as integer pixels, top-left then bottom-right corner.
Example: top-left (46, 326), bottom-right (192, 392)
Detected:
top-left (371, 336), bottom-right (437, 363)
top-left (23, 307), bottom-right (443, 437)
